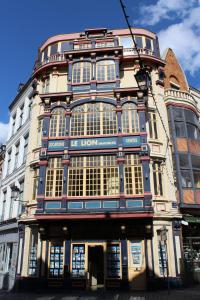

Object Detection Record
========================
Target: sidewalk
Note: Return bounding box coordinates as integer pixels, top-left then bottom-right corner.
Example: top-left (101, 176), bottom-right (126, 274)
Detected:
top-left (1, 286), bottom-right (200, 300)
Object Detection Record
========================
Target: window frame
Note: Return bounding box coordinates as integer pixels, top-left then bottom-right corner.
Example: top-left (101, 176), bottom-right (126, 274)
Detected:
top-left (49, 107), bottom-right (66, 138)
top-left (148, 111), bottom-right (158, 140)
top-left (68, 155), bottom-right (120, 197)
top-left (124, 154), bottom-right (144, 195)
top-left (70, 102), bottom-right (117, 137)
top-left (45, 158), bottom-right (64, 198)
top-left (72, 61), bottom-right (92, 83)
top-left (96, 59), bottom-right (116, 81)
top-left (152, 161), bottom-right (164, 196)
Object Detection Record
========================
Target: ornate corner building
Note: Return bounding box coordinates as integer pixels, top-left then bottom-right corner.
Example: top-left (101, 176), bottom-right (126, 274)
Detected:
top-left (1, 27), bottom-right (199, 291)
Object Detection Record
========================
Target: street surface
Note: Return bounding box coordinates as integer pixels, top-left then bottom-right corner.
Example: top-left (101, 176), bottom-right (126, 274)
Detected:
top-left (1, 286), bottom-right (200, 300)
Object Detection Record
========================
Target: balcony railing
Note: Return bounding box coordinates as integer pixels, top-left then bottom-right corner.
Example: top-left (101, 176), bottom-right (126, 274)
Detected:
top-left (34, 53), bottom-right (66, 71)
top-left (164, 89), bottom-right (198, 110)
top-left (123, 47), bottom-right (154, 57)
top-left (34, 47), bottom-right (157, 72)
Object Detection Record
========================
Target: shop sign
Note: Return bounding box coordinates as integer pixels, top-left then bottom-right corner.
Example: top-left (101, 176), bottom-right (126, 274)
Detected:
top-left (70, 136), bottom-right (141, 150)
top-left (70, 137), bottom-right (118, 149)
top-left (122, 136), bottom-right (141, 147)
top-left (48, 140), bottom-right (65, 151)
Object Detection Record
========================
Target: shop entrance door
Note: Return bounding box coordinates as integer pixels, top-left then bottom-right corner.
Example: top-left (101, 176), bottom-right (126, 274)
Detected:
top-left (88, 245), bottom-right (104, 288)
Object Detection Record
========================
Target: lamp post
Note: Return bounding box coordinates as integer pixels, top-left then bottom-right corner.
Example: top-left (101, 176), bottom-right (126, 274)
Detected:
top-left (11, 185), bottom-right (26, 215)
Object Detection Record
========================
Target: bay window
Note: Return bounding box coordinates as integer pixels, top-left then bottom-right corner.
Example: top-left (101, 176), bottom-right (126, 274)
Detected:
top-left (124, 154), bottom-right (143, 195)
top-left (68, 155), bottom-right (119, 197)
top-left (70, 102), bottom-right (117, 136)
top-left (49, 107), bottom-right (66, 137)
top-left (45, 158), bottom-right (63, 197)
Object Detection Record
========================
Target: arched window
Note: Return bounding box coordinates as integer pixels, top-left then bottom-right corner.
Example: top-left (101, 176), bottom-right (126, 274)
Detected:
top-left (72, 61), bottom-right (91, 83)
top-left (70, 102), bottom-right (117, 136)
top-left (49, 107), bottom-right (66, 137)
top-left (96, 60), bottom-right (116, 81)
top-left (122, 103), bottom-right (139, 133)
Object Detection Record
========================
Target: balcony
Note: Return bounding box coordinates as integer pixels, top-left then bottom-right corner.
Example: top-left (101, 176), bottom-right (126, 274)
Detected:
top-left (33, 53), bottom-right (66, 73)
top-left (123, 47), bottom-right (154, 56)
top-left (164, 89), bottom-right (198, 112)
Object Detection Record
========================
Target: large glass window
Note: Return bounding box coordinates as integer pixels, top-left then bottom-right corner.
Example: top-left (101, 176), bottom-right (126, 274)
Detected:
top-left (45, 158), bottom-right (63, 197)
top-left (191, 155), bottom-right (200, 188)
top-left (175, 121), bottom-right (186, 137)
top-left (120, 36), bottom-right (133, 48)
top-left (70, 102), bottom-right (117, 136)
top-left (122, 103), bottom-right (139, 133)
top-left (148, 111), bottom-right (158, 139)
top-left (68, 156), bottom-right (119, 197)
top-left (153, 161), bottom-right (163, 196)
top-left (49, 107), bottom-right (66, 137)
top-left (135, 36), bottom-right (143, 48)
top-left (72, 61), bottom-right (91, 83)
top-left (187, 124), bottom-right (200, 140)
top-left (28, 230), bottom-right (38, 276)
top-left (124, 154), bottom-right (143, 195)
top-left (96, 60), bottom-right (116, 81)
top-left (179, 154), bottom-right (192, 188)
top-left (50, 43), bottom-right (58, 55)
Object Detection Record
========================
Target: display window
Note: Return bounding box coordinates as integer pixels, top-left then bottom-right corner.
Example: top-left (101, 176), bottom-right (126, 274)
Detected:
top-left (48, 241), bottom-right (64, 278)
top-left (71, 244), bottom-right (85, 278)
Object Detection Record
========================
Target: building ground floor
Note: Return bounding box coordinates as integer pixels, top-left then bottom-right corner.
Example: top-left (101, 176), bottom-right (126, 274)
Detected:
top-left (17, 216), bottom-right (182, 291)
top-left (182, 214), bottom-right (200, 285)
top-left (0, 219), bottom-right (21, 290)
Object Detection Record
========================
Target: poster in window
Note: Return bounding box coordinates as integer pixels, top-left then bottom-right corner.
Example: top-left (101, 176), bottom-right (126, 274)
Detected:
top-left (130, 241), bottom-right (142, 268)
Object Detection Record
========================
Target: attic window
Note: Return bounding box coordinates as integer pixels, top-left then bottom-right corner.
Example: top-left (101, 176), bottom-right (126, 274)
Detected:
top-left (170, 82), bottom-right (180, 90)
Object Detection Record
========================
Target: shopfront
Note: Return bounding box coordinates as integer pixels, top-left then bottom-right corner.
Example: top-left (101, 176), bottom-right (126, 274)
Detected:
top-left (24, 218), bottom-right (152, 290)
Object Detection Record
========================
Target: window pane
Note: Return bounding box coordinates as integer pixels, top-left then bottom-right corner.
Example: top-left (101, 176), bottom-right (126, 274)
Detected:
top-left (193, 171), bottom-right (200, 188)
top-left (50, 43), bottom-right (58, 55)
top-left (145, 38), bottom-right (152, 50)
top-left (120, 37), bottom-right (133, 48)
top-left (185, 109), bottom-right (198, 124)
top-left (61, 41), bottom-right (69, 53)
top-left (181, 170), bottom-right (192, 188)
top-left (187, 124), bottom-right (199, 140)
top-left (122, 103), bottom-right (139, 133)
top-left (191, 155), bottom-right (200, 169)
top-left (173, 107), bottom-right (183, 120)
top-left (135, 36), bottom-right (143, 48)
top-left (175, 122), bottom-right (186, 137)
top-left (179, 154), bottom-right (189, 168)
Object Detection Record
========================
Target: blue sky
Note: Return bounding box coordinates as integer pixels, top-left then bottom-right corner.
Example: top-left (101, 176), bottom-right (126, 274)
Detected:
top-left (0, 0), bottom-right (200, 142)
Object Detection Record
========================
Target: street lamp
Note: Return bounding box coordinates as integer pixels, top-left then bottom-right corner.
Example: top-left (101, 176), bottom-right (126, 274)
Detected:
top-left (11, 185), bottom-right (20, 200)
top-left (134, 68), bottom-right (150, 91)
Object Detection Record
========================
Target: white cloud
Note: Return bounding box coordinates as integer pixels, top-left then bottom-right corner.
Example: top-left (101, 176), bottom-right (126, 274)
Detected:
top-left (139, 0), bottom-right (197, 25)
top-left (0, 122), bottom-right (9, 144)
top-left (137, 0), bottom-right (200, 74)
top-left (159, 7), bottom-right (200, 74)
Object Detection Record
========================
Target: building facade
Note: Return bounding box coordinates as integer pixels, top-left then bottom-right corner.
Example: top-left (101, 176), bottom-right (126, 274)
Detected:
top-left (11, 28), bottom-right (183, 291)
top-left (164, 49), bottom-right (200, 284)
top-left (0, 81), bottom-right (34, 290)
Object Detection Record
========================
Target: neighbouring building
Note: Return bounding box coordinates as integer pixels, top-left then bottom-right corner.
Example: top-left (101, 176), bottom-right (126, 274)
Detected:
top-left (164, 48), bottom-right (200, 284)
top-left (0, 80), bottom-right (34, 290)
top-left (15, 28), bottom-right (182, 291)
